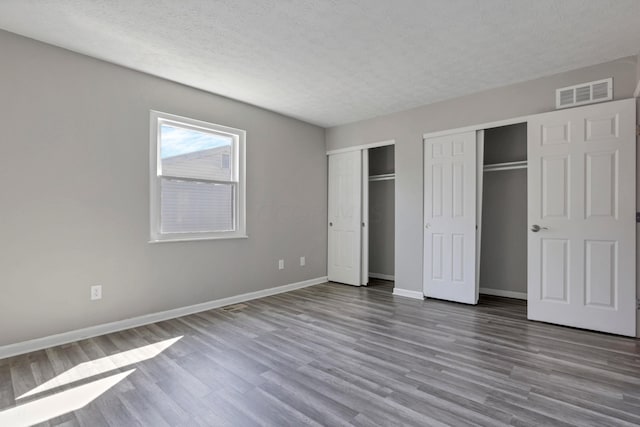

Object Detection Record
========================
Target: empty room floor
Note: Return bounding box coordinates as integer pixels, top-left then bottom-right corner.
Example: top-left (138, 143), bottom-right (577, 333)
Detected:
top-left (1, 283), bottom-right (639, 426)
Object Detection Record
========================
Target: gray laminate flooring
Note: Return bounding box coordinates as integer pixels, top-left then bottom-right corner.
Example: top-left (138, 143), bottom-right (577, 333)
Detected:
top-left (1, 282), bottom-right (639, 426)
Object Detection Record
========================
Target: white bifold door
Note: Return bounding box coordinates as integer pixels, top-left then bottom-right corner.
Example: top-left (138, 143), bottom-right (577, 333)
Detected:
top-left (328, 151), bottom-right (362, 286)
top-left (528, 98), bottom-right (636, 336)
top-left (423, 131), bottom-right (480, 304)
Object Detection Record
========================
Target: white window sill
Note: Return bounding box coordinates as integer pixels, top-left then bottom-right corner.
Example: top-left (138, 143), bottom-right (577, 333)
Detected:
top-left (149, 234), bottom-right (248, 243)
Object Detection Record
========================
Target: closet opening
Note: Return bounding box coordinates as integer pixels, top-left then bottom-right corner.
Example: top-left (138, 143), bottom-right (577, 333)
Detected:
top-left (366, 145), bottom-right (395, 293)
top-left (327, 141), bottom-right (395, 288)
top-left (478, 122), bottom-right (528, 306)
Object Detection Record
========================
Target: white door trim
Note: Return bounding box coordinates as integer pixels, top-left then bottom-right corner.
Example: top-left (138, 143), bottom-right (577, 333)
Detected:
top-left (423, 115), bottom-right (533, 140)
top-left (326, 140), bottom-right (395, 155)
top-left (361, 149), bottom-right (369, 285)
top-left (393, 287), bottom-right (425, 300)
top-left (475, 130), bottom-right (484, 298)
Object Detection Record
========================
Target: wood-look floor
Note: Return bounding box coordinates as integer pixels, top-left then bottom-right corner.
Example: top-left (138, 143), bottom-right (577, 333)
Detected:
top-left (1, 280), bottom-right (640, 426)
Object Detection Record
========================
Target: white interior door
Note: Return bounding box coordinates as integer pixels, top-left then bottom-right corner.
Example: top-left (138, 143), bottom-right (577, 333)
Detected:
top-left (528, 98), bottom-right (636, 336)
top-left (328, 151), bottom-right (362, 286)
top-left (423, 131), bottom-right (478, 304)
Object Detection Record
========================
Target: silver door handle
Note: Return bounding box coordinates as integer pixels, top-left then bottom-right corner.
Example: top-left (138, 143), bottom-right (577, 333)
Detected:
top-left (531, 224), bottom-right (548, 232)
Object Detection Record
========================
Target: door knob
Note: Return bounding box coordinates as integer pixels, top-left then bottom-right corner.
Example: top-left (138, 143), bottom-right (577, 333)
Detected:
top-left (329, 222), bottom-right (333, 227)
top-left (531, 224), bottom-right (548, 232)
top-left (425, 223), bottom-right (430, 229)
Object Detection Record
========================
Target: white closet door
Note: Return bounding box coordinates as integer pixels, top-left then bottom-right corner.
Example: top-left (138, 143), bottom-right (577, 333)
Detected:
top-left (423, 131), bottom-right (478, 304)
top-left (528, 98), bottom-right (636, 336)
top-left (328, 151), bottom-right (362, 286)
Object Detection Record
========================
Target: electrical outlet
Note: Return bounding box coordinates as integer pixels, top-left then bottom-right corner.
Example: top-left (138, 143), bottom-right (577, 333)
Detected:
top-left (300, 256), bottom-right (305, 266)
top-left (278, 259), bottom-right (284, 270)
top-left (91, 285), bottom-right (102, 301)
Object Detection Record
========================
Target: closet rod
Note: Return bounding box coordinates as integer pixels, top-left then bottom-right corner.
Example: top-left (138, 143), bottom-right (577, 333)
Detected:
top-left (483, 160), bottom-right (527, 172)
top-left (369, 173), bottom-right (395, 182)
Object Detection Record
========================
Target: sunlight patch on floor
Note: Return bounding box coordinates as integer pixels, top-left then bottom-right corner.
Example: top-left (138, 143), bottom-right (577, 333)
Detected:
top-left (0, 369), bottom-right (135, 427)
top-left (18, 336), bottom-right (182, 400)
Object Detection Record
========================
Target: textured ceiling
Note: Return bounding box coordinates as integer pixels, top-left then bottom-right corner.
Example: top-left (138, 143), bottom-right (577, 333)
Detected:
top-left (0, 1), bottom-right (639, 127)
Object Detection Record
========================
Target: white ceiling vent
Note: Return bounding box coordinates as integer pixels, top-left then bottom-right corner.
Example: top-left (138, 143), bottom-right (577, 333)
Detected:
top-left (555, 78), bottom-right (613, 109)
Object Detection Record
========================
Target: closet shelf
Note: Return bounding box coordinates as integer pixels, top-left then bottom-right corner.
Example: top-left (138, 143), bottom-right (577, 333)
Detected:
top-left (483, 160), bottom-right (527, 172)
top-left (369, 173), bottom-right (395, 182)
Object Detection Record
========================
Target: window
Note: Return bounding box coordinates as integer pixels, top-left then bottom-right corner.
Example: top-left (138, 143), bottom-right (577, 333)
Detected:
top-left (150, 111), bottom-right (246, 242)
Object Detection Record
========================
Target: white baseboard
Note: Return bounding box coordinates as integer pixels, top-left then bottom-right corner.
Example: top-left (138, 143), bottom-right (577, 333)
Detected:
top-left (392, 288), bottom-right (424, 300)
top-left (480, 287), bottom-right (527, 300)
top-left (0, 276), bottom-right (328, 360)
top-left (368, 272), bottom-right (395, 281)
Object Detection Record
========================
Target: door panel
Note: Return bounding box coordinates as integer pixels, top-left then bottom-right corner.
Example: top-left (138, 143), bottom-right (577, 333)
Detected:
top-left (585, 151), bottom-right (617, 218)
top-left (528, 98), bottom-right (636, 336)
top-left (584, 240), bottom-right (616, 308)
top-left (431, 233), bottom-right (444, 280)
top-left (452, 233), bottom-right (465, 282)
top-left (328, 151), bottom-right (362, 286)
top-left (423, 131), bottom-right (478, 304)
top-left (431, 164), bottom-right (444, 217)
top-left (540, 238), bottom-right (569, 302)
top-left (541, 156), bottom-right (569, 218)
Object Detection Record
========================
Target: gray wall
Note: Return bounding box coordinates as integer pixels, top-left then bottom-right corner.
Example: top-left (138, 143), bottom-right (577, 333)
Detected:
top-left (480, 124), bottom-right (527, 294)
top-left (369, 180), bottom-right (395, 277)
top-left (483, 124), bottom-right (527, 165)
top-left (369, 145), bottom-right (395, 176)
top-left (0, 30), bottom-right (327, 347)
top-left (480, 170), bottom-right (527, 294)
top-left (368, 146), bottom-right (395, 277)
top-left (327, 56), bottom-right (638, 297)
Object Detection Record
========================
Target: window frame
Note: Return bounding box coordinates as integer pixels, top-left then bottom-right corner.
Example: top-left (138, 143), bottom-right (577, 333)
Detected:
top-left (149, 110), bottom-right (247, 243)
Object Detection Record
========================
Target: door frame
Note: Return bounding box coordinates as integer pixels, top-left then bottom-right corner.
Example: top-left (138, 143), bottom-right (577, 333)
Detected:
top-left (327, 139), bottom-right (396, 288)
top-left (326, 139), bottom-right (395, 156)
top-left (423, 123), bottom-right (528, 304)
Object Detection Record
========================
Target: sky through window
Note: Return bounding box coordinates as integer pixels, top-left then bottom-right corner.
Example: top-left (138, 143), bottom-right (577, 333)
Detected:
top-left (160, 124), bottom-right (231, 159)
